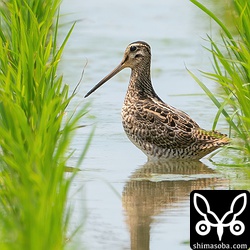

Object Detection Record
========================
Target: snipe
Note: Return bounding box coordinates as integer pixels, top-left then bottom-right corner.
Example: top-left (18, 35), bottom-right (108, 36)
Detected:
top-left (85, 41), bottom-right (229, 160)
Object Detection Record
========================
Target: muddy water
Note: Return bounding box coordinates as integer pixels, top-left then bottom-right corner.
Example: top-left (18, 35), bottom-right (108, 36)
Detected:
top-left (59, 0), bottom-right (249, 249)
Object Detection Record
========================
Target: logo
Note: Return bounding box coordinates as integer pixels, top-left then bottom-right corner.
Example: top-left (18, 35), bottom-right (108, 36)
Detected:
top-left (190, 190), bottom-right (250, 250)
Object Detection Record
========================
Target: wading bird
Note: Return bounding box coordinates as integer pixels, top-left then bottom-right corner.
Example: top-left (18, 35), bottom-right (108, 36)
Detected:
top-left (85, 41), bottom-right (229, 160)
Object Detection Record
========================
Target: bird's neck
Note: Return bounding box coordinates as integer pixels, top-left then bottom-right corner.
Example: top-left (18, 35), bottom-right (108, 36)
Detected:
top-left (126, 63), bottom-right (157, 101)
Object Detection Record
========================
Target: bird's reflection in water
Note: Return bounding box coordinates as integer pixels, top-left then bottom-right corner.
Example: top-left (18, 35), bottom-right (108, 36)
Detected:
top-left (122, 160), bottom-right (226, 250)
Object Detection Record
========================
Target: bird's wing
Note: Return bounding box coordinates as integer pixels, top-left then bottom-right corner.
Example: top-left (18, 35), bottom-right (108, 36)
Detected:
top-left (133, 98), bottom-right (205, 149)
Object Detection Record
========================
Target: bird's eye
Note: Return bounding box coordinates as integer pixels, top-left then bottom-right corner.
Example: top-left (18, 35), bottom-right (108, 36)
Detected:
top-left (130, 46), bottom-right (136, 52)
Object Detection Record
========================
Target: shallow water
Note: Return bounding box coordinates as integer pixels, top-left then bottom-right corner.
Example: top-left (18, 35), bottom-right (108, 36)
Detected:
top-left (59, 0), bottom-right (249, 249)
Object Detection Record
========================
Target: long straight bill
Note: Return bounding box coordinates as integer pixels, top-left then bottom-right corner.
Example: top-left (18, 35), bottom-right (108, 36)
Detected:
top-left (84, 63), bottom-right (124, 98)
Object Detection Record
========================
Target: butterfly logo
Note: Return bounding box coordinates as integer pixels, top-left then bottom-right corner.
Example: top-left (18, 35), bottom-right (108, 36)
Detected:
top-left (193, 193), bottom-right (247, 241)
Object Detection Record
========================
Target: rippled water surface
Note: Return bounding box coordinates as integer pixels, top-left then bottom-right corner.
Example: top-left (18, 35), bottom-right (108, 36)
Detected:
top-left (58, 1), bottom-right (249, 249)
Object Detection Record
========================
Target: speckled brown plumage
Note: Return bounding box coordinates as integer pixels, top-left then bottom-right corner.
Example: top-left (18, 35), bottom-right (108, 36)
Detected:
top-left (85, 41), bottom-right (229, 160)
